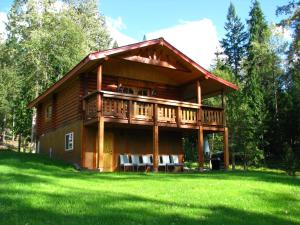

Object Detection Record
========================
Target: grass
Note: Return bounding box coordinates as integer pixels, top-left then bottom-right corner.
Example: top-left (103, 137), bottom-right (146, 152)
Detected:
top-left (0, 150), bottom-right (299, 225)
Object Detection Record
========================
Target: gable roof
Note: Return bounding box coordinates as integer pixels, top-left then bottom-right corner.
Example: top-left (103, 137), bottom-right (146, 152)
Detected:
top-left (28, 37), bottom-right (238, 108)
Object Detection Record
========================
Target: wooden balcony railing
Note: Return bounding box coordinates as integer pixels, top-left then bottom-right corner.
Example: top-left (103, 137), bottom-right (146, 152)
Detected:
top-left (83, 91), bottom-right (224, 127)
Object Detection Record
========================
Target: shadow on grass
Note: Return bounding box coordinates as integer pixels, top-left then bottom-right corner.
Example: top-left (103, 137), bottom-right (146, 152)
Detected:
top-left (1, 150), bottom-right (299, 187)
top-left (0, 185), bottom-right (299, 225)
top-left (1, 150), bottom-right (300, 225)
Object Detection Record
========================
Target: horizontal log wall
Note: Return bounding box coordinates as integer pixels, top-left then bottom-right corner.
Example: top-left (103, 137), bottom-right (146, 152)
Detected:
top-left (39, 120), bottom-right (82, 164)
top-left (37, 77), bottom-right (82, 135)
top-left (86, 73), bottom-right (181, 100)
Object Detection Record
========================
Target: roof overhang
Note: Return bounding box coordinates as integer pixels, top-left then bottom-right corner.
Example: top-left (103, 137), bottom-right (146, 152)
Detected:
top-left (28, 38), bottom-right (238, 108)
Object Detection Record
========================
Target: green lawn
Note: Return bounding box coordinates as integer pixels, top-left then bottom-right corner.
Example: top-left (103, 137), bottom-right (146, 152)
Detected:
top-left (0, 150), bottom-right (299, 225)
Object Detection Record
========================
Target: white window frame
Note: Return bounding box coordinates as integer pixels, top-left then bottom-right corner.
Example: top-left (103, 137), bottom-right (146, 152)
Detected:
top-left (65, 132), bottom-right (74, 151)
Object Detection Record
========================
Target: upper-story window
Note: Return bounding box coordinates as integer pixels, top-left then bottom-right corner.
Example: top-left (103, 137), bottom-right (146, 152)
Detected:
top-left (45, 105), bottom-right (52, 121)
top-left (117, 84), bottom-right (149, 96)
top-left (137, 89), bottom-right (149, 96)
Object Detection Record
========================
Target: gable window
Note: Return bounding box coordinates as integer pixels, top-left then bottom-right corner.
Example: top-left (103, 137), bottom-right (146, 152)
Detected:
top-left (137, 88), bottom-right (149, 96)
top-left (45, 105), bottom-right (52, 121)
top-left (65, 132), bottom-right (74, 151)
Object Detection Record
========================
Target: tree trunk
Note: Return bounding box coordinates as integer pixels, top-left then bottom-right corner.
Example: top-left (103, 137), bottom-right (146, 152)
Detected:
top-left (18, 135), bottom-right (21, 152)
top-left (30, 108), bottom-right (37, 153)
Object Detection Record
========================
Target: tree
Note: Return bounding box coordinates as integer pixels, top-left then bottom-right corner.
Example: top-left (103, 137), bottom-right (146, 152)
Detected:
top-left (239, 0), bottom-right (271, 167)
top-left (112, 40), bottom-right (119, 48)
top-left (4, 0), bottom-right (112, 150)
top-left (276, 1), bottom-right (300, 169)
top-left (221, 3), bottom-right (247, 81)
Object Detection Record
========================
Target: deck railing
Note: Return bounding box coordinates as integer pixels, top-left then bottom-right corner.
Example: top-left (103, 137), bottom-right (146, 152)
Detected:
top-left (83, 91), bottom-right (224, 127)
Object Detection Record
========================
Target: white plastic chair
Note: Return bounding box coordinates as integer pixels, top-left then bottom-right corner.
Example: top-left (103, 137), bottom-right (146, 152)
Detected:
top-left (170, 155), bottom-right (184, 171)
top-left (119, 154), bottom-right (133, 171)
top-left (142, 155), bottom-right (153, 169)
top-left (160, 155), bottom-right (171, 172)
top-left (131, 155), bottom-right (146, 171)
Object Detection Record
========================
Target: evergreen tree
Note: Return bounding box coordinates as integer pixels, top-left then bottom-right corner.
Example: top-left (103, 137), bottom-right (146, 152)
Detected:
top-left (221, 3), bottom-right (247, 81)
top-left (143, 34), bottom-right (147, 41)
top-left (242, 0), bottom-right (270, 167)
top-left (112, 40), bottom-right (119, 48)
top-left (276, 1), bottom-right (300, 169)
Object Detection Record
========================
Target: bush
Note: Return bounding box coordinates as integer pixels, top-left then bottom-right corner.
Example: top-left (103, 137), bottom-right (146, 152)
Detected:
top-left (283, 143), bottom-right (298, 176)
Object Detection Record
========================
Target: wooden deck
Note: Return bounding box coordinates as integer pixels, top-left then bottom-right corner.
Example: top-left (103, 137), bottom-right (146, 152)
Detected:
top-left (83, 90), bottom-right (225, 131)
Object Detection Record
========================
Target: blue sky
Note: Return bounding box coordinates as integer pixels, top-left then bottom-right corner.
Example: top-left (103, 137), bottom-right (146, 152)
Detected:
top-left (0, 0), bottom-right (290, 68)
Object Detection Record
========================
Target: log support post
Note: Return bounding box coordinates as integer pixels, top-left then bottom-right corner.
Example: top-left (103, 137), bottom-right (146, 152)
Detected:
top-left (98, 117), bottom-right (104, 171)
top-left (198, 125), bottom-right (204, 171)
top-left (81, 123), bottom-right (86, 168)
top-left (153, 103), bottom-right (159, 172)
top-left (223, 127), bottom-right (229, 170)
top-left (197, 80), bottom-right (202, 125)
top-left (96, 65), bottom-right (104, 171)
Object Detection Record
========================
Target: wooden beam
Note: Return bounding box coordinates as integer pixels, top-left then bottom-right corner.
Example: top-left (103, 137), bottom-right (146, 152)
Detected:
top-left (153, 125), bottom-right (159, 172)
top-left (97, 65), bottom-right (102, 117)
top-left (176, 106), bottom-right (181, 128)
top-left (153, 103), bottom-right (158, 125)
top-left (197, 80), bottom-right (201, 105)
top-left (81, 123), bottom-right (86, 168)
top-left (197, 80), bottom-right (202, 126)
top-left (198, 125), bottom-right (204, 170)
top-left (223, 127), bottom-right (229, 170)
top-left (98, 116), bottom-right (104, 171)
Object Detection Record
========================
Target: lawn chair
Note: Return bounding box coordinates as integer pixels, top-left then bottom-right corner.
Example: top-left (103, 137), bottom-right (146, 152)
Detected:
top-left (119, 154), bottom-right (133, 171)
top-left (142, 155), bottom-right (153, 171)
top-left (131, 154), bottom-right (146, 171)
top-left (160, 155), bottom-right (171, 172)
top-left (170, 155), bottom-right (184, 171)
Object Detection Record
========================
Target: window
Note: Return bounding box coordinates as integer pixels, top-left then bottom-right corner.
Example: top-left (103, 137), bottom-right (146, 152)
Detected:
top-left (137, 88), bottom-right (149, 96)
top-left (122, 87), bottom-right (134, 94)
top-left (45, 105), bottom-right (52, 120)
top-left (65, 132), bottom-right (74, 151)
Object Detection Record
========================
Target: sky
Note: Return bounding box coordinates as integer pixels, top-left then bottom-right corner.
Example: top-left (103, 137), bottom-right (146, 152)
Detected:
top-left (0, 0), bottom-right (291, 69)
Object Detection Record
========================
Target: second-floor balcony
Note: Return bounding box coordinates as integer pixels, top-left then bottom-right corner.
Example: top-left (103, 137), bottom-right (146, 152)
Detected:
top-left (83, 91), bottom-right (224, 128)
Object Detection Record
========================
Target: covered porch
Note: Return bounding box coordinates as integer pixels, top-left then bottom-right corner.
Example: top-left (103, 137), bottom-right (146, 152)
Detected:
top-left (81, 122), bottom-right (229, 172)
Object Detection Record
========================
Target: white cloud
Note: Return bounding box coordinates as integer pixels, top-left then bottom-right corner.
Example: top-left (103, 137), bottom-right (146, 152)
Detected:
top-left (147, 19), bottom-right (219, 69)
top-left (272, 24), bottom-right (292, 41)
top-left (106, 16), bottom-right (137, 46)
top-left (0, 12), bottom-right (7, 40)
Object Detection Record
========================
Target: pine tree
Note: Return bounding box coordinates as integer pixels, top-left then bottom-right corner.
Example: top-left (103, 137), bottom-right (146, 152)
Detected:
top-left (112, 40), bottom-right (119, 48)
top-left (242, 0), bottom-right (270, 167)
top-left (276, 1), bottom-right (300, 163)
top-left (221, 3), bottom-right (247, 81)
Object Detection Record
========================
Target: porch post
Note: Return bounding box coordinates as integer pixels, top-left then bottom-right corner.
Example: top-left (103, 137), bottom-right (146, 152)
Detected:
top-left (98, 117), bottom-right (104, 171)
top-left (197, 80), bottom-right (204, 171)
top-left (96, 64), bottom-right (104, 171)
top-left (223, 127), bottom-right (229, 170)
top-left (153, 103), bottom-right (159, 172)
top-left (197, 125), bottom-right (204, 170)
top-left (81, 123), bottom-right (86, 168)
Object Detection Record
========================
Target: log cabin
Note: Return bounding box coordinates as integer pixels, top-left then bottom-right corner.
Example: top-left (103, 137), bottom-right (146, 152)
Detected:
top-left (28, 38), bottom-right (238, 172)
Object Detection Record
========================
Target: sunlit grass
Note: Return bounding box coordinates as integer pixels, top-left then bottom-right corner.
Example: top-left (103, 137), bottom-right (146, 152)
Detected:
top-left (0, 150), bottom-right (299, 225)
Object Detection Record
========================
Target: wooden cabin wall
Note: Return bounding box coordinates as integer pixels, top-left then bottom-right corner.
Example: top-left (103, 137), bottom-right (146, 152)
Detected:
top-left (110, 127), bottom-right (183, 170)
top-left (37, 77), bottom-right (82, 135)
top-left (38, 120), bottom-right (82, 165)
top-left (181, 82), bottom-right (197, 103)
top-left (86, 73), bottom-right (181, 100)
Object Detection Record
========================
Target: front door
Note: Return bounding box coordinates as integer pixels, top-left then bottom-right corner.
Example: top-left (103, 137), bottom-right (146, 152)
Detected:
top-left (103, 131), bottom-right (114, 171)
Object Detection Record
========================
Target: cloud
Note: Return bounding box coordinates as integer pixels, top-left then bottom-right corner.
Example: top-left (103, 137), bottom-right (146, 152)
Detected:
top-left (0, 12), bottom-right (7, 40)
top-left (106, 16), bottom-right (137, 46)
top-left (147, 19), bottom-right (219, 69)
top-left (271, 24), bottom-right (292, 41)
